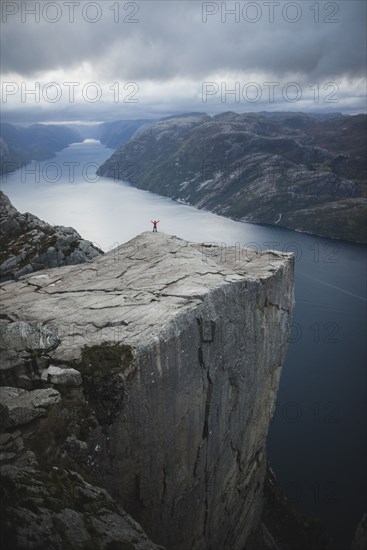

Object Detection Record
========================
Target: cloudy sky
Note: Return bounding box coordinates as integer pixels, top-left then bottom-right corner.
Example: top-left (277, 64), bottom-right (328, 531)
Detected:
top-left (1, 0), bottom-right (366, 122)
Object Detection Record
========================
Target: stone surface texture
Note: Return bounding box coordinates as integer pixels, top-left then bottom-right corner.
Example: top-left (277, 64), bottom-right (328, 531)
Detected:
top-left (0, 191), bottom-right (103, 282)
top-left (0, 231), bottom-right (295, 549)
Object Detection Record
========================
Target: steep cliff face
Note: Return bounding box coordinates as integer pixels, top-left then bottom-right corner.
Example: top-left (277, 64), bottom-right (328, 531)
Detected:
top-left (0, 232), bottom-right (295, 549)
top-left (97, 112), bottom-right (367, 242)
top-left (0, 192), bottom-right (103, 282)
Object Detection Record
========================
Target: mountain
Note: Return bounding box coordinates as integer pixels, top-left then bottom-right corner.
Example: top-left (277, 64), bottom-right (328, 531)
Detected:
top-left (0, 123), bottom-right (83, 175)
top-left (97, 112), bottom-right (367, 243)
top-left (64, 119), bottom-right (153, 147)
top-left (97, 119), bottom-right (153, 148)
top-left (0, 192), bottom-right (103, 281)
top-left (0, 231), bottom-right (312, 549)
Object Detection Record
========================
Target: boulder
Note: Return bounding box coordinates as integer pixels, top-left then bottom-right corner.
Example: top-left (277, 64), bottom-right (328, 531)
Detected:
top-left (0, 386), bottom-right (60, 428)
top-left (0, 321), bottom-right (60, 353)
top-left (42, 365), bottom-right (82, 387)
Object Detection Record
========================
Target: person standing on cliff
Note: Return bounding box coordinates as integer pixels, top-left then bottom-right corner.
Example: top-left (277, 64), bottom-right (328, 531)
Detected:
top-left (151, 220), bottom-right (160, 233)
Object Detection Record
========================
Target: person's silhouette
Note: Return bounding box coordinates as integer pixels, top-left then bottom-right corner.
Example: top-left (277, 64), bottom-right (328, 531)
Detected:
top-left (151, 220), bottom-right (160, 233)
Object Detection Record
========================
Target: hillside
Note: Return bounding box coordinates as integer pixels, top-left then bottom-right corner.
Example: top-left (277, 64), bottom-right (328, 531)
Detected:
top-left (97, 119), bottom-right (153, 148)
top-left (97, 112), bottom-right (367, 242)
top-left (0, 123), bottom-right (83, 175)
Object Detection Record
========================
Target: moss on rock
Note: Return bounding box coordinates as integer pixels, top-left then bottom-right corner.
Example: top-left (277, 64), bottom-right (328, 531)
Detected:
top-left (79, 343), bottom-right (133, 379)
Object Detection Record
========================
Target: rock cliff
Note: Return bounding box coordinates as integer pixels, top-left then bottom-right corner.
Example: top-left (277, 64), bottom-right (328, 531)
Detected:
top-left (0, 192), bottom-right (103, 282)
top-left (0, 231), bottom-right (296, 549)
top-left (97, 112), bottom-right (367, 243)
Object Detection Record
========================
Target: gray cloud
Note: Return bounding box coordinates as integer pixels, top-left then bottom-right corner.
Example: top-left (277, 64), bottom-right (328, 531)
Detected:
top-left (1, 0), bottom-right (366, 116)
top-left (1, 1), bottom-right (366, 80)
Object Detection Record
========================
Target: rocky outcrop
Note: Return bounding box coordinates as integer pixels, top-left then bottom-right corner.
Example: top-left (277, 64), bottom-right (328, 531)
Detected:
top-left (0, 443), bottom-right (164, 550)
top-left (0, 386), bottom-right (61, 428)
top-left (0, 320), bottom-right (60, 352)
top-left (0, 192), bottom-right (103, 281)
top-left (97, 111), bottom-right (367, 242)
top-left (0, 231), bottom-right (296, 549)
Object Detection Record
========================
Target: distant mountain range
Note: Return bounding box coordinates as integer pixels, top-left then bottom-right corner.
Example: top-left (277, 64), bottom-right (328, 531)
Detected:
top-left (2, 113), bottom-right (366, 242)
top-left (0, 123), bottom-right (83, 175)
top-left (0, 120), bottom-right (152, 176)
top-left (97, 119), bottom-right (152, 148)
top-left (97, 112), bottom-right (367, 243)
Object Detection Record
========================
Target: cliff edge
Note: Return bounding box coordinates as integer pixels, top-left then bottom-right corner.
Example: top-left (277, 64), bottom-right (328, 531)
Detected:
top-left (1, 231), bottom-right (295, 549)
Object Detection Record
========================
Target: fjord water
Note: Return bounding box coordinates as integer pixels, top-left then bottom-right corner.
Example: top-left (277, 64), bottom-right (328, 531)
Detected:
top-left (2, 140), bottom-right (366, 548)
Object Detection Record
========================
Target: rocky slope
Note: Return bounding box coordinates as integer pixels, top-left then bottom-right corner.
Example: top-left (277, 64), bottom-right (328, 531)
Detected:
top-left (0, 192), bottom-right (103, 282)
top-left (97, 112), bottom-right (367, 243)
top-left (0, 123), bottom-right (83, 176)
top-left (97, 119), bottom-right (153, 148)
top-left (0, 231), bottom-right (297, 549)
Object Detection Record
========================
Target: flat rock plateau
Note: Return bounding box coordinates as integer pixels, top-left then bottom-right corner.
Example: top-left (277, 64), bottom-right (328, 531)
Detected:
top-left (0, 231), bottom-right (330, 549)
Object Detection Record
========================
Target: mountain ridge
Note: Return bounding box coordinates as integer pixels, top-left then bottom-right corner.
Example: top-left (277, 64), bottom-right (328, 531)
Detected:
top-left (0, 123), bottom-right (83, 175)
top-left (97, 111), bottom-right (367, 243)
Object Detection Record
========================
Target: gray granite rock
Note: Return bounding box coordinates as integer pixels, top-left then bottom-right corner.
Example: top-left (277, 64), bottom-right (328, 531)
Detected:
top-left (0, 320), bottom-right (60, 352)
top-left (0, 455), bottom-right (163, 549)
top-left (0, 386), bottom-right (60, 428)
top-left (0, 231), bottom-right (295, 549)
top-left (42, 365), bottom-right (82, 387)
top-left (0, 347), bottom-right (51, 390)
top-left (0, 191), bottom-right (103, 281)
top-left (13, 264), bottom-right (34, 279)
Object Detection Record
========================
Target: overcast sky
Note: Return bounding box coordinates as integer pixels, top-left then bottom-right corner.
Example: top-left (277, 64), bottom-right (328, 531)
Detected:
top-left (1, 0), bottom-right (366, 122)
